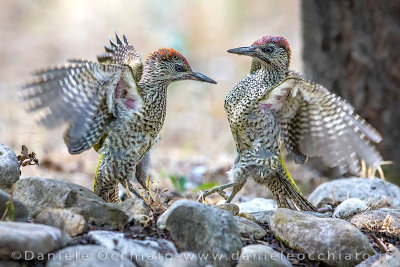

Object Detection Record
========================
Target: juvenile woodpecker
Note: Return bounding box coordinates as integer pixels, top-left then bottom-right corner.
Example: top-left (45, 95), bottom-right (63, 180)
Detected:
top-left (22, 33), bottom-right (216, 202)
top-left (203, 35), bottom-right (382, 211)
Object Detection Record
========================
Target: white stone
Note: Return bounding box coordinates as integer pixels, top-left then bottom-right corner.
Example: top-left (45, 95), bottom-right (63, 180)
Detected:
top-left (237, 198), bottom-right (277, 213)
top-left (333, 198), bottom-right (369, 219)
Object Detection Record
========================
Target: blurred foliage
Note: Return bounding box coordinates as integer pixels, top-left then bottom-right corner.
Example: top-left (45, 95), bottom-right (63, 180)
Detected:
top-left (193, 181), bottom-right (220, 192)
top-left (168, 174), bottom-right (186, 193)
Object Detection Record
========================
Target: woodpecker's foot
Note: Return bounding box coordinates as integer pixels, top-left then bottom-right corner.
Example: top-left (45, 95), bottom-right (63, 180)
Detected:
top-left (125, 185), bottom-right (133, 198)
top-left (202, 182), bottom-right (235, 201)
top-left (127, 184), bottom-right (144, 200)
top-left (226, 180), bottom-right (246, 203)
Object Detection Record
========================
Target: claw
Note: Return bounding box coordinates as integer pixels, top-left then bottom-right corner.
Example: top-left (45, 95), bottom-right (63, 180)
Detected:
top-left (202, 182), bottom-right (235, 201)
top-left (125, 185), bottom-right (132, 198)
top-left (226, 180), bottom-right (246, 203)
top-left (127, 184), bottom-right (144, 200)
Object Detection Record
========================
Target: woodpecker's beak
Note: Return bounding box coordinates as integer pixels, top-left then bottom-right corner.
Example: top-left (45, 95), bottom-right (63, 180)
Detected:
top-left (227, 46), bottom-right (256, 56)
top-left (190, 71), bottom-right (217, 84)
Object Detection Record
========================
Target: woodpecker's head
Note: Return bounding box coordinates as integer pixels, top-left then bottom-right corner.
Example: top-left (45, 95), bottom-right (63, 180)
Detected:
top-left (228, 35), bottom-right (291, 70)
top-left (145, 48), bottom-right (216, 84)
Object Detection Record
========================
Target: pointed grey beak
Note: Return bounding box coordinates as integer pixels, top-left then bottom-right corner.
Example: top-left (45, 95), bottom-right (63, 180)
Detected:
top-left (191, 71), bottom-right (217, 84)
top-left (227, 46), bottom-right (256, 56)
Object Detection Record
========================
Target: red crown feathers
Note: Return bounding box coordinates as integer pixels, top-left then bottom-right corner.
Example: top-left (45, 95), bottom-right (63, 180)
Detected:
top-left (148, 48), bottom-right (189, 66)
top-left (253, 35), bottom-right (291, 58)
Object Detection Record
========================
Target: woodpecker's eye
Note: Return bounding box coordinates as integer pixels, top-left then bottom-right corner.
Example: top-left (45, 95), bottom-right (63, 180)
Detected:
top-left (262, 46), bottom-right (274, 53)
top-left (175, 65), bottom-right (184, 72)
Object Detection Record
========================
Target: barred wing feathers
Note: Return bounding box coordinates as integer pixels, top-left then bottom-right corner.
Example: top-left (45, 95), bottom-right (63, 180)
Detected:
top-left (266, 72), bottom-right (383, 175)
top-left (21, 34), bottom-right (144, 154)
top-left (21, 62), bottom-right (124, 154)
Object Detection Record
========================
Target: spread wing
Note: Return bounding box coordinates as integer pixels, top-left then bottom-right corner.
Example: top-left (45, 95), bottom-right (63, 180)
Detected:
top-left (264, 72), bottom-right (383, 175)
top-left (21, 33), bottom-right (143, 154)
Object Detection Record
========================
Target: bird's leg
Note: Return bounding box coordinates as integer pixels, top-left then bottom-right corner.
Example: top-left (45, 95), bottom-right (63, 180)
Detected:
top-left (223, 158), bottom-right (248, 203)
top-left (202, 154), bottom-right (247, 202)
top-left (135, 150), bottom-right (151, 191)
top-left (120, 153), bottom-right (148, 200)
top-left (226, 178), bottom-right (246, 203)
top-left (125, 185), bottom-right (133, 198)
top-left (128, 185), bottom-right (144, 199)
top-left (126, 181), bottom-right (144, 200)
top-left (202, 182), bottom-right (235, 200)
top-left (120, 179), bottom-right (143, 200)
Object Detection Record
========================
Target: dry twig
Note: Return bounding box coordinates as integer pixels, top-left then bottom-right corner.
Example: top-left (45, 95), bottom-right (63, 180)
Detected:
top-left (17, 145), bottom-right (39, 168)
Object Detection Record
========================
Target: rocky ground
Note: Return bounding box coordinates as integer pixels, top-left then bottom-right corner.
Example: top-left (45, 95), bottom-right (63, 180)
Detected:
top-left (1, 143), bottom-right (400, 267)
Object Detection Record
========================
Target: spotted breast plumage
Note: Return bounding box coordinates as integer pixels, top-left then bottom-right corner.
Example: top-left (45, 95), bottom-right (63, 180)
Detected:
top-left (22, 33), bottom-right (216, 202)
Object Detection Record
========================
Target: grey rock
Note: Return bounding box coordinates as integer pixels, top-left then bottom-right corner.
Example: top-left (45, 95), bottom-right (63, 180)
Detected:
top-left (237, 212), bottom-right (258, 222)
top-left (234, 216), bottom-right (267, 239)
top-left (302, 211), bottom-right (332, 218)
top-left (0, 189), bottom-right (28, 221)
top-left (333, 198), bottom-right (370, 219)
top-left (238, 244), bottom-right (292, 267)
top-left (13, 177), bottom-right (128, 228)
top-left (0, 221), bottom-right (71, 259)
top-left (46, 244), bottom-right (136, 267)
top-left (269, 208), bottom-right (376, 267)
top-left (156, 207), bottom-right (172, 230)
top-left (158, 202), bottom-right (242, 230)
top-left (356, 247), bottom-right (400, 267)
top-left (163, 199), bottom-right (242, 267)
top-left (115, 198), bottom-right (149, 224)
top-left (309, 178), bottom-right (400, 208)
top-left (251, 210), bottom-right (275, 224)
top-left (0, 144), bottom-right (20, 192)
top-left (350, 208), bottom-right (400, 231)
top-left (88, 230), bottom-right (177, 267)
top-left (237, 198), bottom-right (276, 213)
top-left (35, 208), bottom-right (86, 236)
top-left (216, 203), bottom-right (239, 216)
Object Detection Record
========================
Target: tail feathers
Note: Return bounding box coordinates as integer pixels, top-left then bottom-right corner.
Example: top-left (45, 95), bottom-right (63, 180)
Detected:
top-left (269, 162), bottom-right (317, 211)
top-left (273, 173), bottom-right (317, 211)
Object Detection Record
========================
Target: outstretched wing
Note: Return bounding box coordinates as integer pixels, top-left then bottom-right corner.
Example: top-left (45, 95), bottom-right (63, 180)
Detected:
top-left (21, 61), bottom-right (123, 154)
top-left (263, 72), bottom-right (383, 175)
top-left (21, 34), bottom-right (143, 155)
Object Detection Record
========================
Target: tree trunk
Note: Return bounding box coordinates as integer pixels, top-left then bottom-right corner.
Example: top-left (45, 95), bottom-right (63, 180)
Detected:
top-left (301, 0), bottom-right (400, 174)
